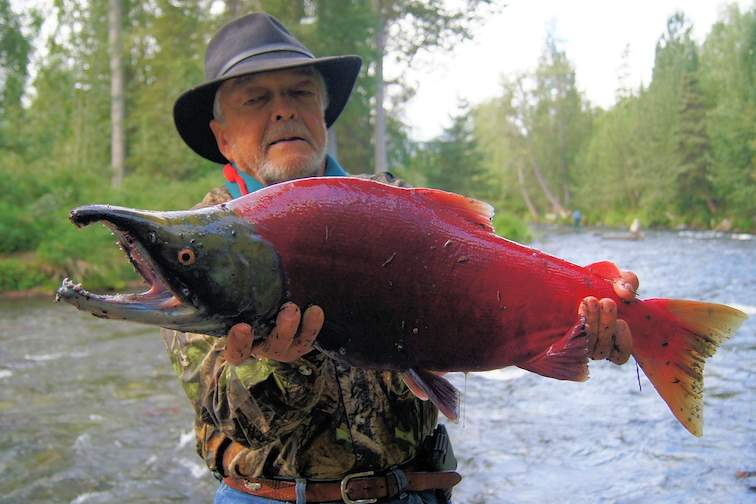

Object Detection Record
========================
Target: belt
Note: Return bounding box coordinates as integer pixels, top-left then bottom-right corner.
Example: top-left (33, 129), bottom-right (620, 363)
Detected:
top-left (223, 469), bottom-right (462, 503)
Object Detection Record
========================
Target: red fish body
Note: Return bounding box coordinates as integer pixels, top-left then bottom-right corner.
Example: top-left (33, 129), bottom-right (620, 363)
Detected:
top-left (223, 177), bottom-right (746, 436)
top-left (229, 178), bottom-right (598, 373)
top-left (57, 177), bottom-right (747, 436)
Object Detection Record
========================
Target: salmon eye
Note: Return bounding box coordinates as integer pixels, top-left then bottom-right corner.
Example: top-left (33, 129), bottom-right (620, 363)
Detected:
top-left (178, 248), bottom-right (196, 265)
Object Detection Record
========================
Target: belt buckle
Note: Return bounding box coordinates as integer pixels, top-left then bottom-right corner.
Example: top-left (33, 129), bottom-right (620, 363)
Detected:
top-left (340, 470), bottom-right (377, 504)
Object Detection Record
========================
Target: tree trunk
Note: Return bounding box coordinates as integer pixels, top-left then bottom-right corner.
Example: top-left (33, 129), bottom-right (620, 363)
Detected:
top-left (555, 80), bottom-right (570, 209)
top-left (516, 158), bottom-right (539, 219)
top-left (516, 81), bottom-right (568, 218)
top-left (225, 0), bottom-right (239, 18)
top-left (372, 0), bottom-right (388, 174)
top-left (109, 0), bottom-right (125, 187)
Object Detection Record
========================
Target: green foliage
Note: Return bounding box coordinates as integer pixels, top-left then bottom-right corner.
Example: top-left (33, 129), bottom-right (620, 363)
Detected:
top-left (473, 6), bottom-right (756, 232)
top-left (0, 200), bottom-right (47, 253)
top-left (409, 100), bottom-right (492, 200)
top-left (492, 212), bottom-right (532, 244)
top-left (0, 258), bottom-right (47, 291)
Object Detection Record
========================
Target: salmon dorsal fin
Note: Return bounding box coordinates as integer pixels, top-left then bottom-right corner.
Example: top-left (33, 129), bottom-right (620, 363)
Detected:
top-left (416, 188), bottom-right (495, 233)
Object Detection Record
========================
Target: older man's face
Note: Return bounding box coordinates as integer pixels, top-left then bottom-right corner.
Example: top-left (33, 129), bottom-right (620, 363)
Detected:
top-left (210, 66), bottom-right (328, 185)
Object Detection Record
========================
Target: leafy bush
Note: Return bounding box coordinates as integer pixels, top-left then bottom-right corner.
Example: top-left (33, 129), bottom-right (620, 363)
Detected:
top-left (36, 218), bottom-right (140, 291)
top-left (492, 212), bottom-right (532, 243)
top-left (0, 258), bottom-right (48, 291)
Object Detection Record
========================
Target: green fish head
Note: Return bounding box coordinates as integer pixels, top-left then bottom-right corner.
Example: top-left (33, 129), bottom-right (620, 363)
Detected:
top-left (56, 204), bottom-right (285, 337)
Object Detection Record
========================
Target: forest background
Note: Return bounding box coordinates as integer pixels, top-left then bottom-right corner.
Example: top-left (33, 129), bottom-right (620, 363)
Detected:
top-left (0, 0), bottom-right (755, 293)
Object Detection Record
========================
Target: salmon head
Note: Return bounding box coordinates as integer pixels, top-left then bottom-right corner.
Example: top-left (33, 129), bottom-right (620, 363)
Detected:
top-left (55, 204), bottom-right (286, 336)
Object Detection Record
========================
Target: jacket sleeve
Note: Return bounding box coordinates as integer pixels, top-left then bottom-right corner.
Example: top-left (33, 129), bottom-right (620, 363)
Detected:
top-left (162, 328), bottom-right (336, 449)
top-left (199, 339), bottom-right (334, 448)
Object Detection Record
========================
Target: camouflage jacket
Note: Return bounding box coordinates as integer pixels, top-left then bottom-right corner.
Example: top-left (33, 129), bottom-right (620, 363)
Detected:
top-left (162, 172), bottom-right (439, 480)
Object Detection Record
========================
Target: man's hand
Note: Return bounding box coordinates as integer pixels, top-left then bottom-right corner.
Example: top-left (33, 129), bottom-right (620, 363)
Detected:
top-left (580, 268), bottom-right (639, 365)
top-left (225, 302), bottom-right (325, 365)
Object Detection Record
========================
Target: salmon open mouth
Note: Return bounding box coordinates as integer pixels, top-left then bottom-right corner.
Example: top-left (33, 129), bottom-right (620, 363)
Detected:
top-left (55, 218), bottom-right (198, 326)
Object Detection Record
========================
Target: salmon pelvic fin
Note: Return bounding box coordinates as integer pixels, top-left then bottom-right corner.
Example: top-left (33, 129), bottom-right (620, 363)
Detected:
top-left (518, 319), bottom-right (591, 382)
top-left (632, 299), bottom-right (748, 437)
top-left (401, 368), bottom-right (461, 423)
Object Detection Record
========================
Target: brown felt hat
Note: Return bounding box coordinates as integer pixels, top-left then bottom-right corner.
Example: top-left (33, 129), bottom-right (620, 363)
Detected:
top-left (173, 12), bottom-right (362, 164)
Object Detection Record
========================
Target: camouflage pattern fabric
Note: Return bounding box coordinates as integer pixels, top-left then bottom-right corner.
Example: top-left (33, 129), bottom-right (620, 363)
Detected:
top-left (162, 172), bottom-right (439, 480)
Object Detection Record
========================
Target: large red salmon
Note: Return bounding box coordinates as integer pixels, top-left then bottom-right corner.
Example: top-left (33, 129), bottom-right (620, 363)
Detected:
top-left (56, 177), bottom-right (747, 437)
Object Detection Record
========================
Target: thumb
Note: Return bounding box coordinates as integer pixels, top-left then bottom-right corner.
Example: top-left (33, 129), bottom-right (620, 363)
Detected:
top-left (226, 323), bottom-right (254, 365)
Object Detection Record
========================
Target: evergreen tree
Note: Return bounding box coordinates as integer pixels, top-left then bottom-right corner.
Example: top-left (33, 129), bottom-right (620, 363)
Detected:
top-left (418, 100), bottom-right (488, 198)
top-left (637, 12), bottom-right (699, 224)
top-left (673, 64), bottom-right (715, 222)
top-left (0, 0), bottom-right (38, 152)
top-left (700, 4), bottom-right (756, 228)
top-left (125, 0), bottom-right (217, 179)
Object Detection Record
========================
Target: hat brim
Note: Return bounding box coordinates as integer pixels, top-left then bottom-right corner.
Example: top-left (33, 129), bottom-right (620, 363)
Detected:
top-left (173, 54), bottom-right (362, 165)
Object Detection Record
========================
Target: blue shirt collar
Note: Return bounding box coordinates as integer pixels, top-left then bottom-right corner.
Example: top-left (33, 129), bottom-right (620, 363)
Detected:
top-left (225, 154), bottom-right (347, 199)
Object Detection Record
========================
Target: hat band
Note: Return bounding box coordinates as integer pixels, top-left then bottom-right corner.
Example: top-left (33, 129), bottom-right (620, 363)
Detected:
top-left (217, 44), bottom-right (315, 78)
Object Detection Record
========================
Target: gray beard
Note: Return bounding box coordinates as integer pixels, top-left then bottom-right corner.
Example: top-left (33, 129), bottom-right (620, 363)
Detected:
top-left (233, 122), bottom-right (328, 185)
top-left (254, 147), bottom-right (326, 185)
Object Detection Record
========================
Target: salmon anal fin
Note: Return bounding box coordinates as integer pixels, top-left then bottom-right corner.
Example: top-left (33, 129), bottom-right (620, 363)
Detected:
top-left (518, 320), bottom-right (590, 382)
top-left (416, 188), bottom-right (495, 232)
top-left (632, 299), bottom-right (748, 437)
top-left (402, 368), bottom-right (461, 423)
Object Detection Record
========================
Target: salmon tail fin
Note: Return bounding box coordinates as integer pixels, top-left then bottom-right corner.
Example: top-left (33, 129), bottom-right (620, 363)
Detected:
top-left (518, 319), bottom-right (590, 382)
top-left (633, 299), bottom-right (748, 437)
top-left (402, 368), bottom-right (461, 423)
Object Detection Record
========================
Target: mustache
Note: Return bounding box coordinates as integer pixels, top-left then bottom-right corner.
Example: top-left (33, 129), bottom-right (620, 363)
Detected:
top-left (263, 123), bottom-right (314, 147)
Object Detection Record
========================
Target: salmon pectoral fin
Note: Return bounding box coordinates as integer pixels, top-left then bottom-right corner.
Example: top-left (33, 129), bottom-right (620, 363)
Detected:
top-left (401, 368), bottom-right (461, 423)
top-left (518, 320), bottom-right (590, 382)
top-left (632, 299), bottom-right (748, 437)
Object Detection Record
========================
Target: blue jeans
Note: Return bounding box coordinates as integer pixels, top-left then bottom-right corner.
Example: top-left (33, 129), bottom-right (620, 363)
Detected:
top-left (214, 480), bottom-right (450, 504)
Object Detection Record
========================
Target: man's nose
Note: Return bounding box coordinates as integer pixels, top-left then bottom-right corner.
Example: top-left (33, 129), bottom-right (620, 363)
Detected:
top-left (271, 95), bottom-right (297, 122)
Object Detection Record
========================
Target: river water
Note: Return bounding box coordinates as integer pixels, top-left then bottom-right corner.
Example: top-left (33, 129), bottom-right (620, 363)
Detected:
top-left (0, 226), bottom-right (754, 503)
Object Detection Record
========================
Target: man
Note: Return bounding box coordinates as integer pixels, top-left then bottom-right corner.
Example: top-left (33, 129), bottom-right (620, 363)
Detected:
top-left (165, 12), bottom-right (637, 504)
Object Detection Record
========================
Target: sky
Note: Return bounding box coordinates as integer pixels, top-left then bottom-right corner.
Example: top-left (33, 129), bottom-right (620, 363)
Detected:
top-left (395, 0), bottom-right (752, 140)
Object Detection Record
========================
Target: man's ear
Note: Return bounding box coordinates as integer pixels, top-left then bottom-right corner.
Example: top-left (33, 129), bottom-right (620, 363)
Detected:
top-left (210, 119), bottom-right (233, 162)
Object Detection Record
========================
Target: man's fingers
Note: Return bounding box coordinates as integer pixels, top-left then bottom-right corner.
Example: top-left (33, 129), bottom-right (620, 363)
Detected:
top-left (229, 303), bottom-right (324, 364)
top-left (591, 298), bottom-right (617, 359)
top-left (581, 294), bottom-right (633, 364)
top-left (613, 270), bottom-right (639, 303)
top-left (253, 303), bottom-right (301, 360)
top-left (580, 296), bottom-right (600, 354)
top-left (226, 323), bottom-right (254, 365)
top-left (291, 305), bottom-right (324, 354)
top-left (608, 320), bottom-right (633, 365)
